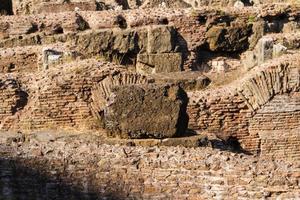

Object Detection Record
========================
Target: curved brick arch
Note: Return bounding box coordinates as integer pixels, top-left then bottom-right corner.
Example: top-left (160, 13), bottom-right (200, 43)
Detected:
top-left (237, 62), bottom-right (300, 112)
top-left (188, 55), bottom-right (300, 153)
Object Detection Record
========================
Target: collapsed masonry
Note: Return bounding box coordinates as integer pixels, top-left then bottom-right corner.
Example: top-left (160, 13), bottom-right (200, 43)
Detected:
top-left (0, 0), bottom-right (300, 199)
top-left (0, 1), bottom-right (300, 158)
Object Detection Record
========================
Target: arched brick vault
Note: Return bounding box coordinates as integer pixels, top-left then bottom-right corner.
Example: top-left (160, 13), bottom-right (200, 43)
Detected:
top-left (187, 54), bottom-right (300, 153)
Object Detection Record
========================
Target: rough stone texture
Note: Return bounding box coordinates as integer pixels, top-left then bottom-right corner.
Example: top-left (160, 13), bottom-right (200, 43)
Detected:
top-left (242, 33), bottom-right (300, 69)
top-left (141, 0), bottom-right (191, 8)
top-left (1, 6), bottom-right (300, 71)
top-left (250, 94), bottom-right (300, 132)
top-left (151, 71), bottom-right (211, 91)
top-left (0, 60), bottom-right (152, 132)
top-left (0, 3), bottom-right (300, 199)
top-left (0, 78), bottom-right (28, 130)
top-left (188, 54), bottom-right (300, 154)
top-left (142, 0), bottom-right (245, 8)
top-left (206, 24), bottom-right (252, 52)
top-left (147, 26), bottom-right (176, 53)
top-left (37, 2), bottom-right (97, 13)
top-left (104, 84), bottom-right (188, 139)
top-left (0, 132), bottom-right (299, 199)
top-left (136, 53), bottom-right (182, 74)
top-left (259, 128), bottom-right (300, 159)
top-left (0, 46), bottom-right (39, 73)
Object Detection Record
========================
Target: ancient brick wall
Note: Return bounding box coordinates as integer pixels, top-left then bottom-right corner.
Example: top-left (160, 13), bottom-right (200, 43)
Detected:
top-left (183, 0), bottom-right (236, 7)
top-left (1, 133), bottom-right (299, 199)
top-left (0, 46), bottom-right (39, 73)
top-left (187, 55), bottom-right (300, 154)
top-left (249, 93), bottom-right (300, 132)
top-left (254, 0), bottom-right (299, 4)
top-left (37, 2), bottom-right (97, 14)
top-left (259, 129), bottom-right (300, 159)
top-left (1, 61), bottom-right (151, 132)
top-left (0, 78), bottom-right (28, 130)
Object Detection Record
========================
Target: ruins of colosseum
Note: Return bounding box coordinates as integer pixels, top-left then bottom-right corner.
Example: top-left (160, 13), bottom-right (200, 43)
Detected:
top-left (0, 0), bottom-right (299, 199)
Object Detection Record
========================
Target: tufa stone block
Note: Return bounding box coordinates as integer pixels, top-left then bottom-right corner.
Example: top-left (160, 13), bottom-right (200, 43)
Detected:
top-left (136, 53), bottom-right (182, 74)
top-left (103, 84), bottom-right (188, 139)
top-left (147, 26), bottom-right (176, 53)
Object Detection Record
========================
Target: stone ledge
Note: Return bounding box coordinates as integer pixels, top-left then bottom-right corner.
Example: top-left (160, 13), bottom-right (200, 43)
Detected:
top-left (103, 134), bottom-right (208, 147)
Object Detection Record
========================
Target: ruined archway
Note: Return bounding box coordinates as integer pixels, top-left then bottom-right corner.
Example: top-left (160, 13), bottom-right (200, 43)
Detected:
top-left (187, 54), bottom-right (300, 154)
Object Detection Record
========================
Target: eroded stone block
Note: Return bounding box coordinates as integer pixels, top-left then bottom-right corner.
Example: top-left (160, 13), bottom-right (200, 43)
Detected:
top-left (136, 53), bottom-right (182, 74)
top-left (206, 25), bottom-right (252, 52)
top-left (104, 84), bottom-right (188, 139)
top-left (147, 26), bottom-right (176, 53)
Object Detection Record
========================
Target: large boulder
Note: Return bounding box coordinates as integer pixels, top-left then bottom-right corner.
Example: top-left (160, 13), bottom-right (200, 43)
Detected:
top-left (103, 84), bottom-right (188, 139)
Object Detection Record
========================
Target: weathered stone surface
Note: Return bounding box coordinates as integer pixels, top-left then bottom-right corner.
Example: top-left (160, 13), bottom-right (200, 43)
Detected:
top-left (206, 24), bottom-right (252, 52)
top-left (242, 50), bottom-right (257, 69)
top-left (151, 71), bottom-right (211, 91)
top-left (0, 131), bottom-right (299, 199)
top-left (0, 22), bottom-right (9, 39)
top-left (0, 3), bottom-right (300, 199)
top-left (0, 78), bottom-right (28, 130)
top-left (104, 84), bottom-right (188, 139)
top-left (136, 53), bottom-right (182, 74)
top-left (42, 48), bottom-right (64, 70)
top-left (242, 33), bottom-right (296, 69)
top-left (147, 26), bottom-right (176, 53)
top-left (74, 30), bottom-right (113, 57)
top-left (103, 134), bottom-right (207, 147)
top-left (141, 0), bottom-right (190, 8)
top-left (72, 25), bottom-right (177, 60)
top-left (248, 21), bottom-right (265, 50)
top-left (273, 43), bottom-right (287, 57)
top-left (112, 29), bottom-right (137, 53)
top-left (188, 53), bottom-right (300, 153)
top-left (41, 47), bottom-right (80, 70)
top-left (62, 13), bottom-right (89, 33)
top-left (256, 37), bottom-right (274, 64)
top-left (8, 21), bottom-right (38, 36)
top-left (37, 1), bottom-right (97, 13)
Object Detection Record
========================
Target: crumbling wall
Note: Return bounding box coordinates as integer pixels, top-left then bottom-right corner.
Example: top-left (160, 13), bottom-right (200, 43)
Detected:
top-left (2, 61), bottom-right (152, 132)
top-left (0, 132), bottom-right (299, 199)
top-left (0, 46), bottom-right (39, 73)
top-left (187, 54), bottom-right (300, 154)
top-left (0, 78), bottom-right (28, 130)
top-left (249, 93), bottom-right (300, 132)
top-left (36, 2), bottom-right (97, 13)
top-left (259, 129), bottom-right (300, 159)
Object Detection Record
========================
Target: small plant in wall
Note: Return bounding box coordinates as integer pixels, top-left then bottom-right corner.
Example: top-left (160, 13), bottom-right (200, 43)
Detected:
top-left (247, 15), bottom-right (256, 24)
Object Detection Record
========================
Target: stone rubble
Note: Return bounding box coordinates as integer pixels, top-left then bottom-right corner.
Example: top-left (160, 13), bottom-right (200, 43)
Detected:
top-left (0, 0), bottom-right (299, 199)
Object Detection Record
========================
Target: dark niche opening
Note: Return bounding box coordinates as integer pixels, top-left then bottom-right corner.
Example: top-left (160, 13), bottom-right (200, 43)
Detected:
top-left (0, 0), bottom-right (13, 15)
